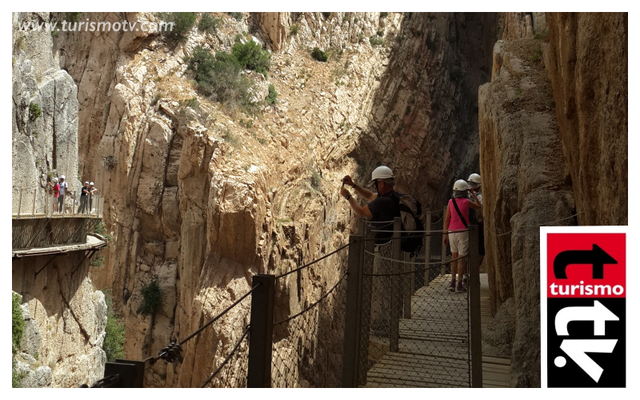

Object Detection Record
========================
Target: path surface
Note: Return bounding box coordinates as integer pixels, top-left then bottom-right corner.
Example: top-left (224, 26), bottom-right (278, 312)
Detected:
top-left (362, 273), bottom-right (511, 388)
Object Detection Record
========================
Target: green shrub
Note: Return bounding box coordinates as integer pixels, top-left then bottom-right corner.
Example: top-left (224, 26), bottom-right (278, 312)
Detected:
top-left (227, 12), bottom-right (243, 21)
top-left (266, 84), bottom-right (278, 105)
top-left (157, 12), bottom-right (197, 42)
top-left (102, 290), bottom-right (125, 362)
top-left (137, 281), bottom-right (163, 316)
top-left (322, 12), bottom-right (331, 20)
top-left (311, 47), bottom-right (328, 62)
top-left (290, 24), bottom-right (299, 35)
top-left (310, 170), bottom-right (322, 190)
top-left (232, 40), bottom-right (271, 76)
top-left (380, 12), bottom-right (389, 19)
top-left (66, 12), bottom-right (82, 23)
top-left (12, 293), bottom-right (24, 354)
top-left (29, 102), bottom-right (42, 122)
top-left (90, 256), bottom-right (104, 267)
top-left (199, 13), bottom-right (220, 33)
top-left (369, 35), bottom-right (384, 46)
top-left (12, 358), bottom-right (26, 388)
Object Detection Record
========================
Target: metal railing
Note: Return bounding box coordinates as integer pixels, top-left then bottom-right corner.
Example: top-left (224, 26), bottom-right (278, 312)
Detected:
top-left (12, 188), bottom-right (104, 219)
top-left (83, 214), bottom-right (482, 388)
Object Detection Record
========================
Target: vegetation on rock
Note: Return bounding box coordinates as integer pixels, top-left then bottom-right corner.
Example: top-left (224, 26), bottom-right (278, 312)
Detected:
top-left (137, 281), bottom-right (163, 316)
top-left (102, 290), bottom-right (125, 362)
top-left (157, 12), bottom-right (197, 42)
top-left (311, 47), bottom-right (328, 62)
top-left (29, 102), bottom-right (42, 122)
top-left (198, 13), bottom-right (220, 34)
top-left (12, 293), bottom-right (24, 354)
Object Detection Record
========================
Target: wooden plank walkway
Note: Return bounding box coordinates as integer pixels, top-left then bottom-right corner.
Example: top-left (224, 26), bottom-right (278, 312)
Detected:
top-left (361, 273), bottom-right (511, 388)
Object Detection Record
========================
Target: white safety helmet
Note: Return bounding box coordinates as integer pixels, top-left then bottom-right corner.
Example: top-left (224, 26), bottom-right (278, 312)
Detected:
top-left (85, 181), bottom-right (89, 185)
top-left (90, 182), bottom-right (94, 186)
top-left (53, 178), bottom-right (58, 183)
top-left (452, 179), bottom-right (468, 198)
top-left (60, 175), bottom-right (65, 179)
top-left (368, 166), bottom-right (394, 186)
top-left (468, 173), bottom-right (481, 188)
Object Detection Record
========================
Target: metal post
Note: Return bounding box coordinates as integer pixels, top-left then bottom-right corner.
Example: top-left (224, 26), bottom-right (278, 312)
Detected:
top-left (247, 274), bottom-right (275, 388)
top-left (389, 217), bottom-right (401, 352)
top-left (441, 206), bottom-right (447, 275)
top-left (17, 189), bottom-right (22, 218)
top-left (424, 211), bottom-right (432, 285)
top-left (357, 224), bottom-right (375, 386)
top-left (341, 235), bottom-right (364, 387)
top-left (403, 252), bottom-right (412, 319)
top-left (32, 189), bottom-right (36, 216)
top-left (468, 225), bottom-right (483, 388)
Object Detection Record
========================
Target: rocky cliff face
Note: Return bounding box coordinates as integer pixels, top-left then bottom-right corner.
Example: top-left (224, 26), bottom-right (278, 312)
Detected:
top-left (49, 11), bottom-right (496, 387)
top-left (478, 12), bottom-right (627, 387)
top-left (12, 12), bottom-right (79, 211)
top-left (12, 12), bottom-right (107, 388)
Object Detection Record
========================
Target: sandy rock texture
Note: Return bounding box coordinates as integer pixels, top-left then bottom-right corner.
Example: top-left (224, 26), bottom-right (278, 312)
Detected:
top-left (12, 12), bottom-right (79, 213)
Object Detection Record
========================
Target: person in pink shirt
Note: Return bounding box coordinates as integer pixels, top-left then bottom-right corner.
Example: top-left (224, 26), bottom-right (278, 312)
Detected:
top-left (443, 179), bottom-right (481, 292)
top-left (47, 177), bottom-right (60, 213)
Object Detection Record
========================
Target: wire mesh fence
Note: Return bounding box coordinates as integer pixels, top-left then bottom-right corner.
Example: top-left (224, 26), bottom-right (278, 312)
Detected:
top-left (270, 256), bottom-right (349, 387)
top-left (353, 217), bottom-right (475, 388)
top-left (12, 217), bottom-right (100, 249)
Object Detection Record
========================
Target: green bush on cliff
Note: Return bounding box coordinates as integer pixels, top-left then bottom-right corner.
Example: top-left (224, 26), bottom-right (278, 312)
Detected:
top-left (157, 12), bottom-right (197, 42)
top-left (232, 40), bottom-right (271, 77)
top-left (137, 281), bottom-right (163, 316)
top-left (12, 293), bottom-right (24, 354)
top-left (29, 102), bottom-right (42, 122)
top-left (198, 13), bottom-right (220, 34)
top-left (102, 290), bottom-right (125, 362)
top-left (311, 47), bottom-right (328, 62)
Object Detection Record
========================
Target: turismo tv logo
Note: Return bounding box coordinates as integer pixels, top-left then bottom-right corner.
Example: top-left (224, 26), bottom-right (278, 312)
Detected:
top-left (543, 229), bottom-right (625, 388)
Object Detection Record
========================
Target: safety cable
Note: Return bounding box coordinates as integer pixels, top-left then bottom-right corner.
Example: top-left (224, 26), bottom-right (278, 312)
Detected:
top-left (484, 212), bottom-right (582, 237)
top-left (178, 284), bottom-right (259, 346)
top-left (200, 325), bottom-right (251, 388)
top-left (364, 250), bottom-right (469, 267)
top-left (274, 272), bottom-right (348, 326)
top-left (275, 241), bottom-right (353, 279)
top-left (362, 255), bottom-right (468, 276)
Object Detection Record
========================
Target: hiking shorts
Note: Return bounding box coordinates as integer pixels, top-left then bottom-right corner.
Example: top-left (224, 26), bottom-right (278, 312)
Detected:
top-left (449, 231), bottom-right (469, 256)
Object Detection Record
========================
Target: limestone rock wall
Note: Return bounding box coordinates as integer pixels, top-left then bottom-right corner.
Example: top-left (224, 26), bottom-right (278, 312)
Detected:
top-left (12, 255), bottom-right (107, 388)
top-left (478, 12), bottom-right (627, 387)
top-left (545, 13), bottom-right (627, 225)
top-left (12, 12), bottom-right (79, 212)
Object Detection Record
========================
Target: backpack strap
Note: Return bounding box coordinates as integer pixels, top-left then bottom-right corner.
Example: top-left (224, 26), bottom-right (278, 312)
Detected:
top-left (451, 198), bottom-right (468, 228)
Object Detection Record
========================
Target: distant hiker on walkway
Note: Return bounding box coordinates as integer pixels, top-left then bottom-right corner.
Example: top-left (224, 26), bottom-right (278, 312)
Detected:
top-left (58, 175), bottom-right (68, 213)
top-left (88, 182), bottom-right (98, 213)
top-left (47, 177), bottom-right (60, 213)
top-left (78, 181), bottom-right (90, 214)
top-left (467, 173), bottom-right (484, 273)
top-left (340, 165), bottom-right (400, 244)
top-left (443, 179), bottom-right (481, 293)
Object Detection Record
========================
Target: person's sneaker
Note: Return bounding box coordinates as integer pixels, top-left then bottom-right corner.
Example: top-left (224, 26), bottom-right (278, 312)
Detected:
top-left (457, 284), bottom-right (467, 292)
top-left (449, 281), bottom-right (456, 292)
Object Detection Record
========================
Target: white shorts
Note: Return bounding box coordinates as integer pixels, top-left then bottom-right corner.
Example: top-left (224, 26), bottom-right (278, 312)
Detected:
top-left (449, 231), bottom-right (469, 256)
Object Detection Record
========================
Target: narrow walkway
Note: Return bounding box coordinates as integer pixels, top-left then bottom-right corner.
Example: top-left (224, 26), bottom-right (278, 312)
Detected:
top-left (362, 273), bottom-right (511, 388)
top-left (479, 273), bottom-right (511, 388)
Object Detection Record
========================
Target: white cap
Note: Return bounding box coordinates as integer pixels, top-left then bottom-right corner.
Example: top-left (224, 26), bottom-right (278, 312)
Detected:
top-left (90, 182), bottom-right (94, 185)
top-left (60, 175), bottom-right (65, 179)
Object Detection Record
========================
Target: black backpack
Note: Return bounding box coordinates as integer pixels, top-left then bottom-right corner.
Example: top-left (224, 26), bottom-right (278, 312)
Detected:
top-left (392, 192), bottom-right (424, 257)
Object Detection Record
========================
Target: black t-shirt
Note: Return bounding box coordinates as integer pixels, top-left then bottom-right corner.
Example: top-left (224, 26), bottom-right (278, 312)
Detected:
top-left (368, 191), bottom-right (401, 244)
top-left (81, 187), bottom-right (89, 196)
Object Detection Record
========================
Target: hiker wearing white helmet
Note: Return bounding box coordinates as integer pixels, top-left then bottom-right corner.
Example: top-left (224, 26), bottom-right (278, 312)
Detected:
top-left (443, 179), bottom-right (481, 292)
top-left (341, 166), bottom-right (400, 244)
top-left (47, 177), bottom-right (60, 213)
top-left (88, 182), bottom-right (98, 213)
top-left (78, 181), bottom-right (90, 214)
top-left (467, 173), bottom-right (484, 278)
top-left (57, 175), bottom-right (68, 213)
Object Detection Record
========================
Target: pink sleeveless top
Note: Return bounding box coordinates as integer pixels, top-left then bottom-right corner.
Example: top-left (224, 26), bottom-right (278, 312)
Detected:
top-left (448, 198), bottom-right (469, 231)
